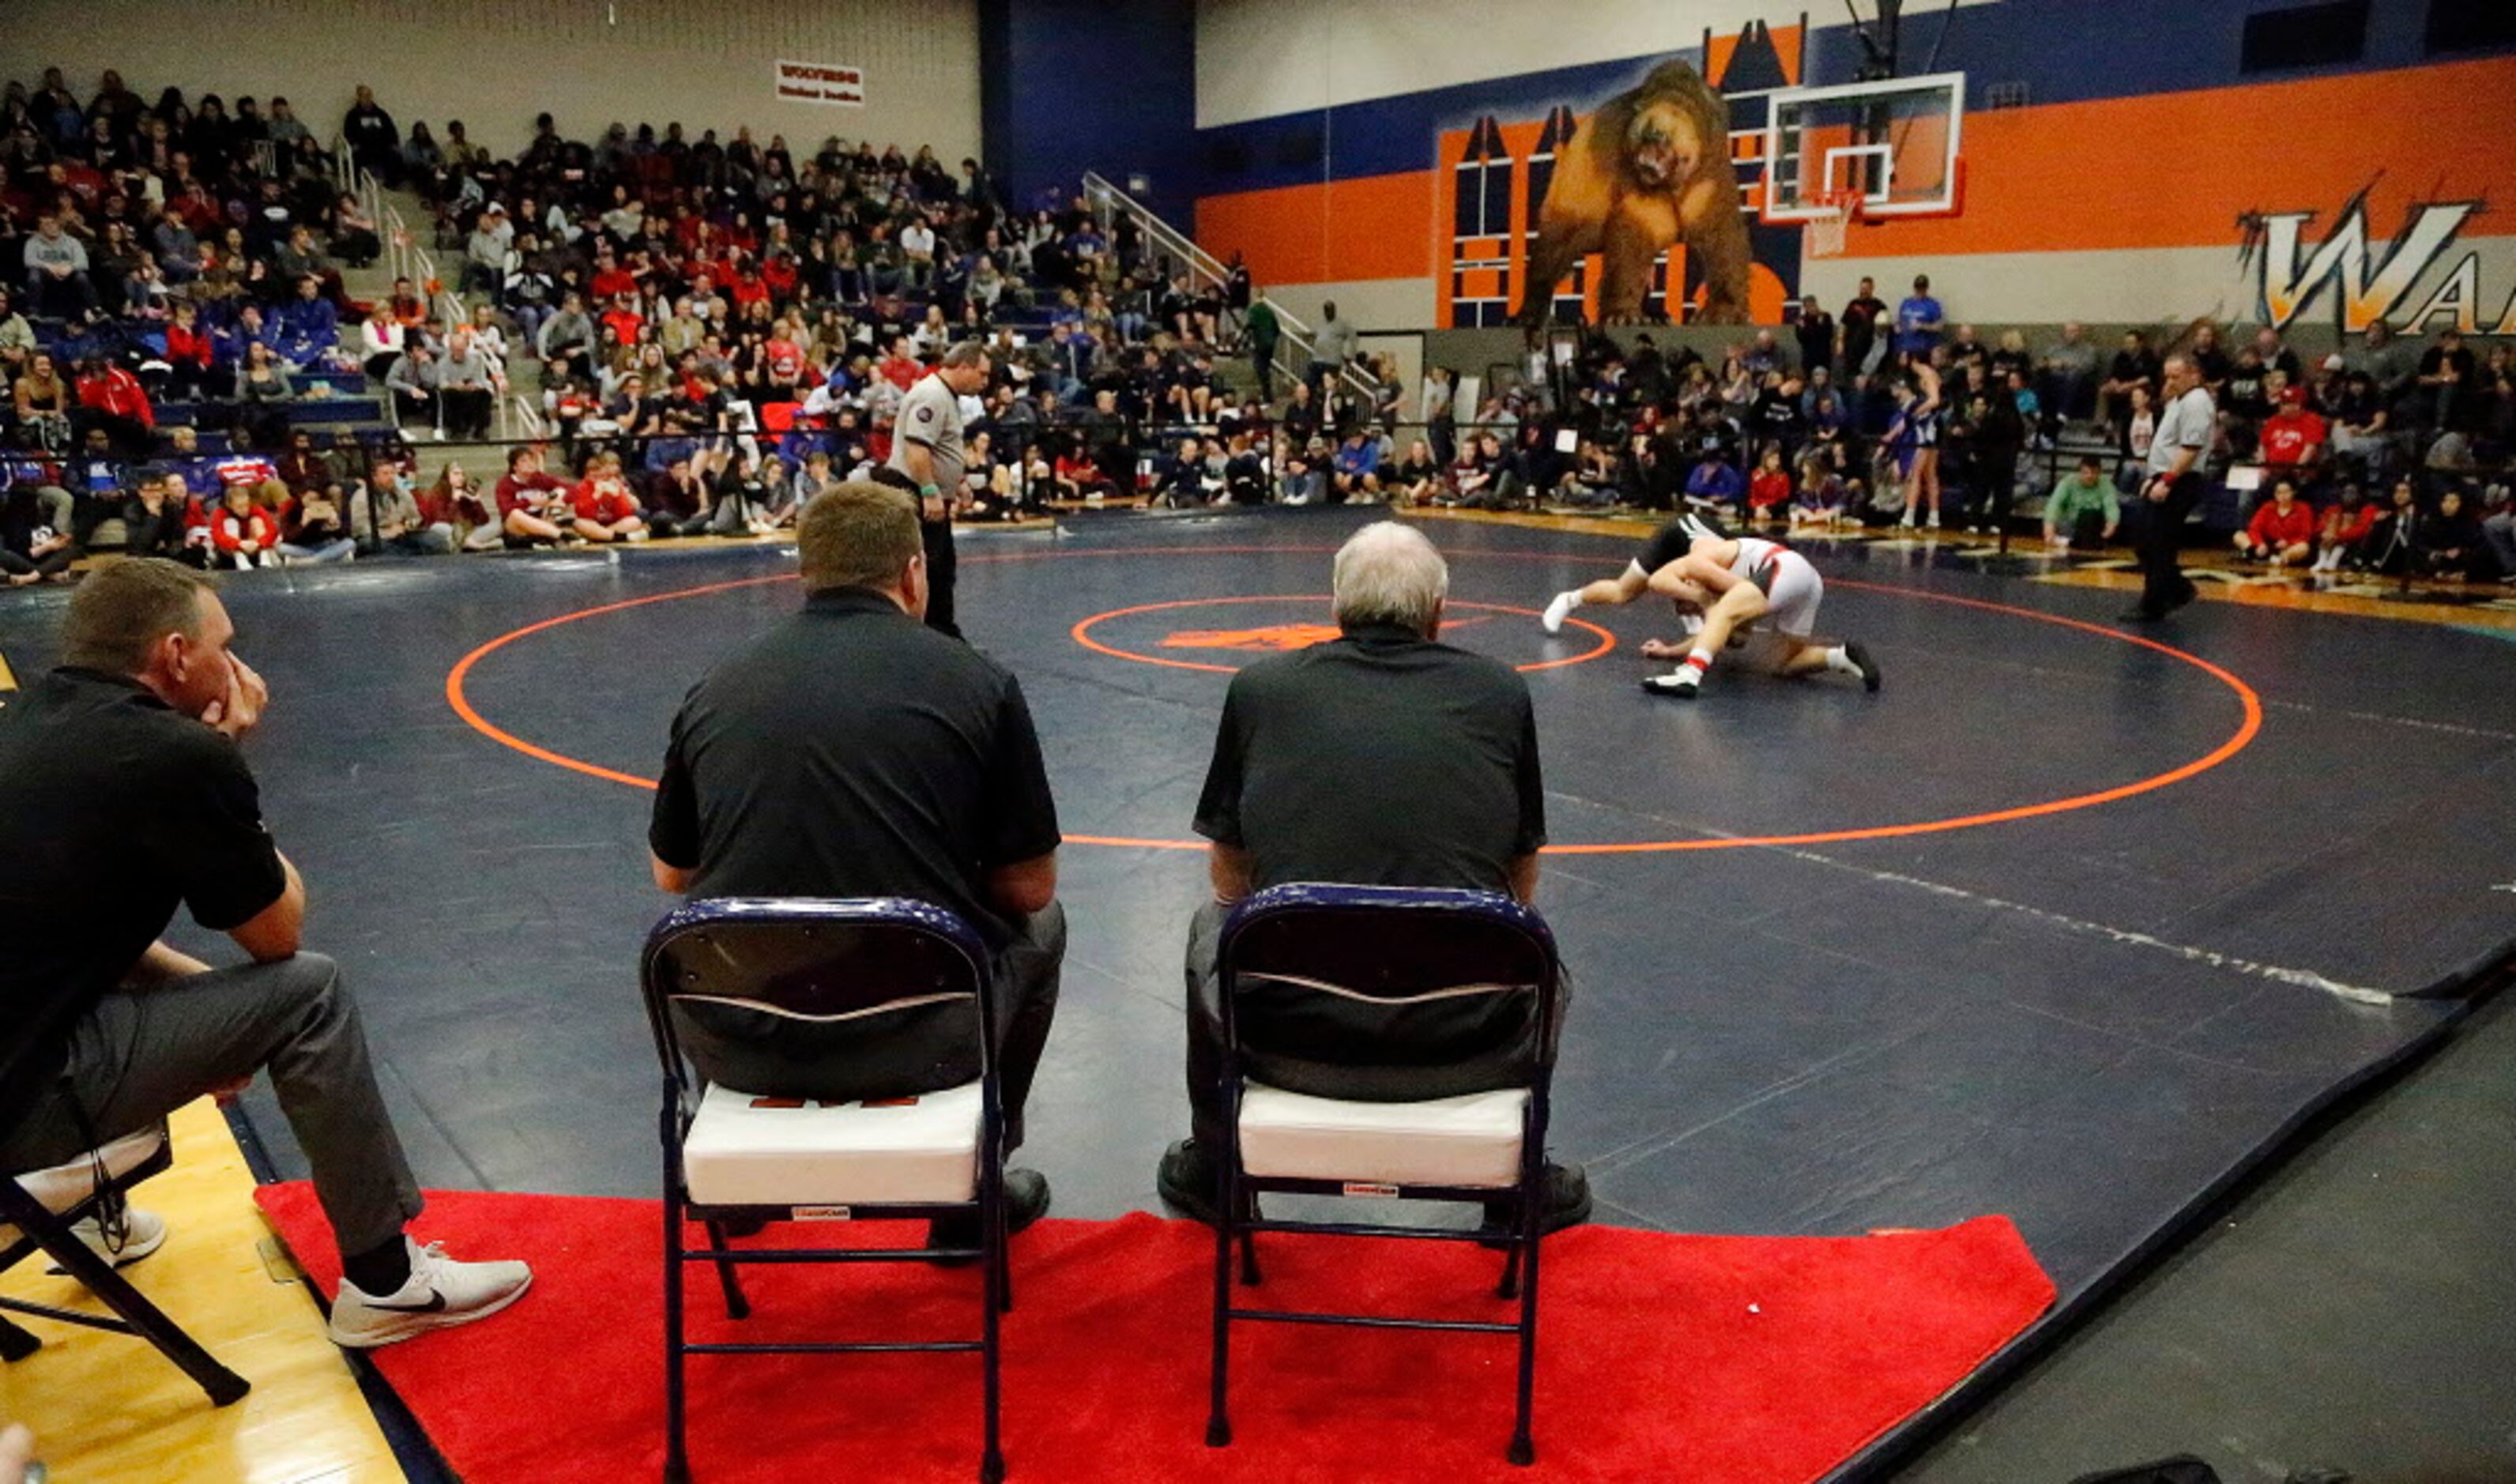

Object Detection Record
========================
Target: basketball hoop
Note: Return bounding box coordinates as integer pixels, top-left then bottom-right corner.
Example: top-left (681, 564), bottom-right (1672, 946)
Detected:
top-left (1805, 190), bottom-right (1862, 258)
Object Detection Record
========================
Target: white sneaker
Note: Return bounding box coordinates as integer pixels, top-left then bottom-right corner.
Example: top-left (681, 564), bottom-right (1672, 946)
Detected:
top-left (1640, 670), bottom-right (1701, 699)
top-left (327, 1238), bottom-right (533, 1350)
top-left (46, 1208), bottom-right (168, 1272)
top-left (1541, 591), bottom-right (1576, 634)
top-left (1899, 510), bottom-right (1918, 529)
top-left (1927, 511), bottom-right (1942, 530)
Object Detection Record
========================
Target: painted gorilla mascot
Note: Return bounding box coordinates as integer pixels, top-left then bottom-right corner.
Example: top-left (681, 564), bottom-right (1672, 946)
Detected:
top-left (1516, 58), bottom-right (1753, 326)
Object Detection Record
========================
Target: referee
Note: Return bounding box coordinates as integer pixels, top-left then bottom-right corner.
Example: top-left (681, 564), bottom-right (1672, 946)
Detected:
top-left (2124, 353), bottom-right (2214, 622)
top-left (887, 341), bottom-right (992, 637)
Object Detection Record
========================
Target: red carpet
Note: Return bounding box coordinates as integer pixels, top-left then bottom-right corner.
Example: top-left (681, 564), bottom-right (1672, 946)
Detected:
top-left (255, 1185), bottom-right (2052, 1483)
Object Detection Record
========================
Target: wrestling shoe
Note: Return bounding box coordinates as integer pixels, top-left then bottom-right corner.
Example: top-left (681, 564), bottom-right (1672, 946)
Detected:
top-left (327, 1238), bottom-right (533, 1350)
top-left (1540, 591), bottom-right (1577, 635)
top-left (1640, 670), bottom-right (1701, 699)
top-left (1845, 641), bottom-right (1883, 693)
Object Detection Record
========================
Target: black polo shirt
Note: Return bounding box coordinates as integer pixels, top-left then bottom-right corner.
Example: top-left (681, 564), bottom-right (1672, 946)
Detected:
top-left (0, 667), bottom-right (288, 1127)
top-left (650, 586), bottom-right (1060, 947)
top-left (1192, 623), bottom-right (1545, 891)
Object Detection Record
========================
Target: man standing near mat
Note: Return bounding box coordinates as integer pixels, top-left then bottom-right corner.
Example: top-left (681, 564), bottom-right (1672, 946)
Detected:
top-left (1157, 522), bottom-right (1591, 1237)
top-left (0, 559), bottom-right (532, 1349)
top-left (650, 482), bottom-right (1066, 1244)
top-left (2123, 354), bottom-right (2213, 623)
top-left (887, 341), bottom-right (992, 638)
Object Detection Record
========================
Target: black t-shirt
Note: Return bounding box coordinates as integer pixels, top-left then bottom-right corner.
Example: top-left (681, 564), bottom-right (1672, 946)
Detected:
top-left (0, 668), bottom-right (288, 1124)
top-left (1840, 296), bottom-right (1886, 356)
top-left (1795, 313), bottom-right (1835, 370)
top-left (1193, 624), bottom-right (1545, 892)
top-left (650, 586), bottom-right (1060, 947)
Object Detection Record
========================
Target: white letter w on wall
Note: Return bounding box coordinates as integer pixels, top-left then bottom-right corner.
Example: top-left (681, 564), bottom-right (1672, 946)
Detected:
top-left (2243, 185), bottom-right (2475, 333)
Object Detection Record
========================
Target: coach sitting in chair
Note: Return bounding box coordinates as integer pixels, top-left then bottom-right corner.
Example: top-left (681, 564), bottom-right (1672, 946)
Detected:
top-left (1156, 522), bottom-right (1590, 1235)
top-left (0, 559), bottom-right (531, 1349)
top-left (648, 482), bottom-right (1066, 1244)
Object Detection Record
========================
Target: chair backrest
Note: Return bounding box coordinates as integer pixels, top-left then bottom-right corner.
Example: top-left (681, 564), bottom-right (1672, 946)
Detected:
top-left (641, 898), bottom-right (994, 1105)
top-left (1215, 884), bottom-right (1561, 1102)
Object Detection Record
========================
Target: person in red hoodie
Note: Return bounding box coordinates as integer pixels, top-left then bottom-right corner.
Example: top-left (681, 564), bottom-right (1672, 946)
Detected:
top-left (73, 355), bottom-right (155, 458)
top-left (493, 443), bottom-right (574, 545)
top-left (599, 292), bottom-right (646, 347)
top-left (210, 482), bottom-right (281, 569)
top-left (567, 450), bottom-right (650, 542)
top-left (2235, 476), bottom-right (2317, 567)
top-left (2312, 481), bottom-right (2379, 574)
top-left (2255, 384), bottom-right (2326, 483)
top-left (162, 299), bottom-right (217, 400)
top-left (1745, 446), bottom-right (1791, 526)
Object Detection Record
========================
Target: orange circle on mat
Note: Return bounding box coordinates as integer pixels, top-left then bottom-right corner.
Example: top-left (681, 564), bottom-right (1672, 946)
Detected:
top-left (1070, 594), bottom-right (1616, 675)
top-left (443, 545), bottom-right (2264, 854)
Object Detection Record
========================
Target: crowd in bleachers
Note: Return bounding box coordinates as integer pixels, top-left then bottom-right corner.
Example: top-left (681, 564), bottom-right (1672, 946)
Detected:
top-left (379, 96), bottom-right (1380, 540)
top-left (2, 68), bottom-right (1365, 578)
top-left (1405, 277), bottom-right (2514, 582)
top-left (1, 66), bottom-right (423, 581)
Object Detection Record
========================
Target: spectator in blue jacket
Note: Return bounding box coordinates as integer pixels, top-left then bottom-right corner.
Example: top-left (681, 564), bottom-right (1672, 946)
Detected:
top-left (272, 276), bottom-right (339, 367)
top-left (1331, 428), bottom-right (1384, 503)
top-left (1684, 450), bottom-right (1745, 510)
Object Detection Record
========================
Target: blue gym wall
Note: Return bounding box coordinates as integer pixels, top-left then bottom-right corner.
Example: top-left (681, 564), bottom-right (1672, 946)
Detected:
top-left (980, 0), bottom-right (1198, 229)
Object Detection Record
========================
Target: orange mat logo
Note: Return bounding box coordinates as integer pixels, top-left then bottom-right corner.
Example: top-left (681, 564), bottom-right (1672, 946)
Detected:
top-left (1159, 623), bottom-right (1343, 653)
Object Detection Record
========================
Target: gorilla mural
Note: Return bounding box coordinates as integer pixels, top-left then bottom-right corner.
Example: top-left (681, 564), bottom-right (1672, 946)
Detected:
top-left (1516, 58), bottom-right (1754, 326)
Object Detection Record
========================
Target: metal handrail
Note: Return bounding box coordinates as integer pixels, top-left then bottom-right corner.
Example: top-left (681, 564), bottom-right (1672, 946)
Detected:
top-left (1078, 171), bottom-right (1381, 405)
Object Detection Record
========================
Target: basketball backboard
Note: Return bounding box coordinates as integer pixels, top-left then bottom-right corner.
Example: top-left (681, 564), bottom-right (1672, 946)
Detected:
top-left (1750, 71), bottom-right (1965, 223)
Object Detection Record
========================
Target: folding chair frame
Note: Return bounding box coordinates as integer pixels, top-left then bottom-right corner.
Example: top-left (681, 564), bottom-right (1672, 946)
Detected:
top-left (0, 1130), bottom-right (250, 1406)
top-left (642, 898), bottom-right (1011, 1484)
top-left (1203, 883), bottom-right (1563, 1467)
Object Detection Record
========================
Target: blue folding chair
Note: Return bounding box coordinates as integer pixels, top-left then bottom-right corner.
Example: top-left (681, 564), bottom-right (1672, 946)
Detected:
top-left (1203, 883), bottom-right (1565, 1466)
top-left (642, 898), bottom-right (1012, 1484)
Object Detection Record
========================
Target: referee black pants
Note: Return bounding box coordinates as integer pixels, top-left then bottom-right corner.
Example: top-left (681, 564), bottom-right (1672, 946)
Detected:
top-left (921, 517), bottom-right (960, 638)
top-left (2136, 471), bottom-right (2202, 617)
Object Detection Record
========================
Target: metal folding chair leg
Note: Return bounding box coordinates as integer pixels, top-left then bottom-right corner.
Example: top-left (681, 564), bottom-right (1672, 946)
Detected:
top-left (0, 1314), bottom-right (40, 1362)
top-left (981, 1175), bottom-right (1007, 1484)
top-left (701, 1220), bottom-right (749, 1320)
top-left (11, 1207), bottom-right (248, 1406)
top-left (1508, 1178), bottom-right (1542, 1467)
top-left (663, 1185), bottom-right (691, 1484)
top-left (1205, 1172), bottom-right (1237, 1448)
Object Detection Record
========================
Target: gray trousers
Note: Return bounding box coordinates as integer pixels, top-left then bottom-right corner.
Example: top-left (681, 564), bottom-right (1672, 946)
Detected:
top-left (992, 903), bottom-right (1066, 1154)
top-left (0, 954), bottom-right (422, 1261)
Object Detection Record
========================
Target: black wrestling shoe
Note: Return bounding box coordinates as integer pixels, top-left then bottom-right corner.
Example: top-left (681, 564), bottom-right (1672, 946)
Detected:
top-left (926, 1168), bottom-right (1050, 1264)
top-left (1844, 641), bottom-right (1883, 692)
top-left (1477, 1162), bottom-right (1595, 1247)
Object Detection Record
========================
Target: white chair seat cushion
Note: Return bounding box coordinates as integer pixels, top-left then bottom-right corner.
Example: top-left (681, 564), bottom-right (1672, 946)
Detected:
top-left (683, 1081), bottom-right (981, 1207)
top-left (1237, 1082), bottom-right (1529, 1189)
top-left (13, 1124), bottom-right (168, 1211)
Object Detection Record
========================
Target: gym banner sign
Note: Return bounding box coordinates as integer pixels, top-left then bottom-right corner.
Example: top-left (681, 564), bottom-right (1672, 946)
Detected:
top-left (775, 59), bottom-right (865, 108)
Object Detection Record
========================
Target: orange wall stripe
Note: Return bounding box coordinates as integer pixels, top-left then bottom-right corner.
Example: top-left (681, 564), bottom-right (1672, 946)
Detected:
top-left (1842, 55), bottom-right (2516, 258)
top-left (1199, 172), bottom-right (1438, 286)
